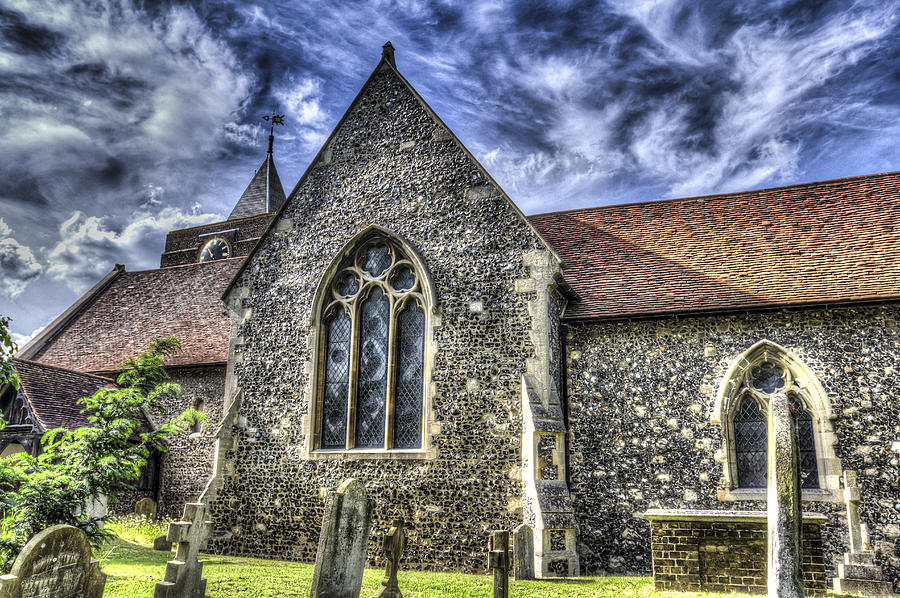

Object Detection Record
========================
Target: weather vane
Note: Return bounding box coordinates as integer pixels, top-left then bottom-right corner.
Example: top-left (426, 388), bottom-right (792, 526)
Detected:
top-left (262, 112), bottom-right (285, 155)
top-left (262, 112), bottom-right (285, 132)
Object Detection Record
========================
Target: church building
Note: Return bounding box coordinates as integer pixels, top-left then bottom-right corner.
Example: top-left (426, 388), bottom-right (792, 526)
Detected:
top-left (9, 44), bottom-right (900, 589)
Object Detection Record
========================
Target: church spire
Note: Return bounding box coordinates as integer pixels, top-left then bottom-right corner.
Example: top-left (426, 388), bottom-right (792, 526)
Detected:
top-left (227, 114), bottom-right (286, 220)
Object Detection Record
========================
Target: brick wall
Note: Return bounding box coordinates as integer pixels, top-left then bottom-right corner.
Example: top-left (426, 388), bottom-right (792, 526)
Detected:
top-left (648, 511), bottom-right (826, 596)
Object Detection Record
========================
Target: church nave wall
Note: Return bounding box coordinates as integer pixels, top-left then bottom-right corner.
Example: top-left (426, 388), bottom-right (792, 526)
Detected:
top-left (565, 304), bottom-right (900, 591)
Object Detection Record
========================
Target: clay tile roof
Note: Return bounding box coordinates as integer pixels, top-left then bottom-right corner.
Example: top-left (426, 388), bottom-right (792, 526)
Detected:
top-left (29, 258), bottom-right (242, 372)
top-left (11, 359), bottom-right (114, 431)
top-left (529, 172), bottom-right (900, 320)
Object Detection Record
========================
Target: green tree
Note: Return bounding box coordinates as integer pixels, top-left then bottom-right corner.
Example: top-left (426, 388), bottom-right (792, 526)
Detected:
top-left (0, 316), bottom-right (18, 390)
top-left (0, 336), bottom-right (205, 571)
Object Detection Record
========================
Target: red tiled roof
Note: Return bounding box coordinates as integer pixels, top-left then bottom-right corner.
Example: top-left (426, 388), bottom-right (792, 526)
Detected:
top-left (30, 258), bottom-right (241, 372)
top-left (12, 359), bottom-right (114, 431)
top-left (530, 172), bottom-right (900, 320)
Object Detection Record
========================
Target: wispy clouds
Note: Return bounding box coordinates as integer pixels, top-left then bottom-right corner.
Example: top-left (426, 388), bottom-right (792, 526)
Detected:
top-left (1, 0), bottom-right (899, 338)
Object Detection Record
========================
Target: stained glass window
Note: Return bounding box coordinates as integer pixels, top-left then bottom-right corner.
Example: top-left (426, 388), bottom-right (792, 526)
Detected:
top-left (794, 399), bottom-right (819, 489)
top-left (317, 234), bottom-right (428, 451)
top-left (355, 288), bottom-right (389, 448)
top-left (394, 303), bottom-right (425, 449)
top-left (322, 310), bottom-right (351, 449)
top-left (734, 397), bottom-right (767, 488)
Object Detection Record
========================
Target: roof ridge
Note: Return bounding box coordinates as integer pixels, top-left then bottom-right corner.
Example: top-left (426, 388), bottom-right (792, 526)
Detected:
top-left (12, 358), bottom-right (116, 383)
top-left (167, 212), bottom-right (272, 235)
top-left (130, 256), bottom-right (245, 275)
top-left (530, 170), bottom-right (900, 219)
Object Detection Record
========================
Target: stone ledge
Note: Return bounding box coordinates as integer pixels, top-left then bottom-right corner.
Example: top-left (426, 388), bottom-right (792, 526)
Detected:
top-left (307, 448), bottom-right (436, 461)
top-left (644, 509), bottom-right (828, 524)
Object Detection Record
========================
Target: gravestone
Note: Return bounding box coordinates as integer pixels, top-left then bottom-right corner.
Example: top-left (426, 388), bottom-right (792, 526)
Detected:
top-left (488, 530), bottom-right (510, 598)
top-left (309, 479), bottom-right (374, 598)
top-left (153, 535), bottom-right (173, 551)
top-left (833, 471), bottom-right (894, 597)
top-left (135, 497), bottom-right (158, 520)
top-left (374, 519), bottom-right (407, 598)
top-left (766, 392), bottom-right (804, 598)
top-left (513, 524), bottom-right (534, 581)
top-left (154, 502), bottom-right (211, 598)
top-left (0, 524), bottom-right (105, 598)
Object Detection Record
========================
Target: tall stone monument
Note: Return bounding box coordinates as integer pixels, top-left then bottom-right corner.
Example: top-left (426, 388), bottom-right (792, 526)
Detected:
top-left (833, 471), bottom-right (894, 597)
top-left (374, 519), bottom-right (407, 598)
top-left (488, 530), bottom-right (510, 598)
top-left (154, 502), bottom-right (212, 598)
top-left (0, 525), bottom-right (105, 598)
top-left (767, 392), bottom-right (804, 598)
top-left (309, 478), bottom-right (374, 598)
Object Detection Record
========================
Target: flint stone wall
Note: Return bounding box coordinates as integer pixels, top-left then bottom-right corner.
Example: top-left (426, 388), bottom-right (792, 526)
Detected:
top-left (153, 367), bottom-right (224, 519)
top-left (566, 304), bottom-right (900, 591)
top-left (210, 65), bottom-right (548, 571)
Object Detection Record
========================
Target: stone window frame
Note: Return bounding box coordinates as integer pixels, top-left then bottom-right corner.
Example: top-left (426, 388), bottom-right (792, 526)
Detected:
top-left (302, 225), bottom-right (438, 461)
top-left (712, 340), bottom-right (841, 503)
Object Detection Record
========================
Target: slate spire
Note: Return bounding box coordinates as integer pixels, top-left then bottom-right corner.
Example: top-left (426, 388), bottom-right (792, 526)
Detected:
top-left (228, 117), bottom-right (287, 220)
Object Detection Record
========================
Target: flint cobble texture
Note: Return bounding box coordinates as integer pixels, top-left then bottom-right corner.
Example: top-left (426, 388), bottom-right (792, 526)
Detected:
top-left (566, 304), bottom-right (900, 591)
top-left (209, 65), bottom-right (546, 571)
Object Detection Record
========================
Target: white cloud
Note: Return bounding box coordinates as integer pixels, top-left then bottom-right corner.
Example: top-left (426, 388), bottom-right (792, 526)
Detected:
top-left (11, 326), bottom-right (46, 349)
top-left (0, 219), bottom-right (42, 298)
top-left (273, 76), bottom-right (330, 148)
top-left (46, 207), bottom-right (220, 293)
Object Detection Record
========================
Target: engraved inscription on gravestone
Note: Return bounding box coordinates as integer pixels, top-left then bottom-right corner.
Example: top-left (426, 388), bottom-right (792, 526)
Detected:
top-left (0, 524), bottom-right (105, 598)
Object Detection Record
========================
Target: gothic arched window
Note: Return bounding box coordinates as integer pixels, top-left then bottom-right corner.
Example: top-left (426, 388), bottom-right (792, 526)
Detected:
top-left (316, 234), bottom-right (428, 451)
top-left (725, 355), bottom-right (823, 491)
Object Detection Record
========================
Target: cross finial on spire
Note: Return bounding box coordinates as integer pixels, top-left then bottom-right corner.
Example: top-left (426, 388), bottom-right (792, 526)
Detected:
top-left (382, 41), bottom-right (396, 67)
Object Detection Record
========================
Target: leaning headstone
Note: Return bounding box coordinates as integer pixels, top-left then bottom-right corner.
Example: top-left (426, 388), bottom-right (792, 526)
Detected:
top-left (0, 524), bottom-right (105, 598)
top-left (374, 519), bottom-right (407, 598)
top-left (766, 392), bottom-right (804, 598)
top-left (512, 524), bottom-right (534, 581)
top-left (154, 503), bottom-right (211, 598)
top-left (135, 497), bottom-right (158, 520)
top-left (833, 471), bottom-right (894, 597)
top-left (488, 530), bottom-right (510, 598)
top-left (309, 479), bottom-right (374, 598)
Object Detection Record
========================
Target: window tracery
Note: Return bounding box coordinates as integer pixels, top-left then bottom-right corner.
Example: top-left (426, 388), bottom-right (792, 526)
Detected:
top-left (729, 361), bottom-right (820, 489)
top-left (316, 234), bottom-right (427, 451)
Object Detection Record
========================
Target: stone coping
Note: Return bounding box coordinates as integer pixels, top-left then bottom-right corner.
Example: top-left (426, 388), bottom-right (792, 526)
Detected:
top-left (643, 509), bottom-right (828, 524)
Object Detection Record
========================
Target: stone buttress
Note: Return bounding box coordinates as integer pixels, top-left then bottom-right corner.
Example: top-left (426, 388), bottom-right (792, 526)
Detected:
top-left (516, 250), bottom-right (580, 577)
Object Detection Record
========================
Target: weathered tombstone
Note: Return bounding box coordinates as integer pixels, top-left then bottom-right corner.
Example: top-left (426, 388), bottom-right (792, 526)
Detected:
top-left (135, 497), bottom-right (158, 520)
top-left (374, 519), bottom-right (407, 598)
top-left (488, 530), bottom-right (510, 598)
top-left (154, 502), bottom-right (211, 598)
top-left (513, 524), bottom-right (534, 581)
top-left (833, 471), bottom-right (894, 597)
top-left (766, 392), bottom-right (804, 598)
top-left (0, 524), bottom-right (105, 598)
top-left (309, 478), bottom-right (374, 598)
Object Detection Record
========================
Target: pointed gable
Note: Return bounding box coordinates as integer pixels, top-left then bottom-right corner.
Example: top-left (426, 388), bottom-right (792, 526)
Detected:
top-left (228, 152), bottom-right (286, 220)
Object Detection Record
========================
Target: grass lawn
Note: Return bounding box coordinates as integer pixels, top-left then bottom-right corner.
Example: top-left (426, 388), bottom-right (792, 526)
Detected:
top-left (99, 517), bottom-right (890, 598)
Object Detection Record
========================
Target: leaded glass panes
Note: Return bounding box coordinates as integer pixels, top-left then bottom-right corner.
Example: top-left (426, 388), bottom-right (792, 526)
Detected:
top-left (319, 234), bottom-right (428, 451)
top-left (391, 266), bottom-right (416, 291)
top-left (394, 303), bottom-right (425, 449)
top-left (734, 397), bottom-right (767, 488)
top-left (795, 400), bottom-right (819, 489)
top-left (355, 288), bottom-right (390, 448)
top-left (321, 310), bottom-right (351, 449)
top-left (751, 363), bottom-right (786, 394)
top-left (362, 244), bottom-right (392, 277)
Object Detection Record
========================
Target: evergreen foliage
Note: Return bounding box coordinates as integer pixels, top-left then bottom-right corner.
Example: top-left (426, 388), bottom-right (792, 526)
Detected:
top-left (0, 336), bottom-right (206, 572)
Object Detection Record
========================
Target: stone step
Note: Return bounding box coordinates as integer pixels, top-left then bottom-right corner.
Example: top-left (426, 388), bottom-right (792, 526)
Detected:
top-left (833, 577), bottom-right (894, 598)
top-left (838, 562), bottom-right (884, 581)
top-left (845, 551), bottom-right (875, 566)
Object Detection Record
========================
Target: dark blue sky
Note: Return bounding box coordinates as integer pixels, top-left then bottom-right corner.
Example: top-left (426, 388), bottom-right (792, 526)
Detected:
top-left (2, 0), bottom-right (900, 340)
